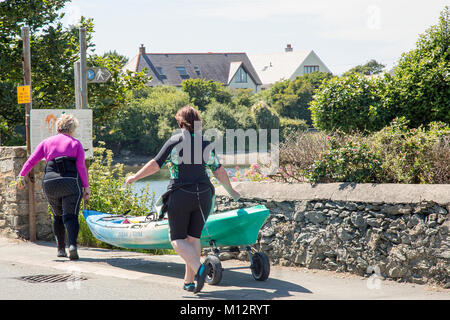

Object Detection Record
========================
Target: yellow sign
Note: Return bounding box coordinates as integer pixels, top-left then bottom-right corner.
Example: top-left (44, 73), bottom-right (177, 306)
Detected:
top-left (17, 85), bottom-right (31, 104)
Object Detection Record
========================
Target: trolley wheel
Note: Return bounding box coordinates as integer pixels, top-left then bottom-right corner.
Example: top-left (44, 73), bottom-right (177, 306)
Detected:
top-left (251, 252), bottom-right (270, 281)
top-left (204, 255), bottom-right (223, 285)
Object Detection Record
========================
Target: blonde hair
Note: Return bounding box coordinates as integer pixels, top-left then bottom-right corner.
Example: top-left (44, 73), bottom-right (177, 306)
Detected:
top-left (56, 114), bottom-right (79, 134)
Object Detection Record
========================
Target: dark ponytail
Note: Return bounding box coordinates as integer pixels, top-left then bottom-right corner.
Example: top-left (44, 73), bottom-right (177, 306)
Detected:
top-left (175, 105), bottom-right (202, 133)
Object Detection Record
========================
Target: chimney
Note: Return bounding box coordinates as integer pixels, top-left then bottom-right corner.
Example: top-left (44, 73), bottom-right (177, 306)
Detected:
top-left (139, 44), bottom-right (146, 54)
top-left (285, 44), bottom-right (293, 52)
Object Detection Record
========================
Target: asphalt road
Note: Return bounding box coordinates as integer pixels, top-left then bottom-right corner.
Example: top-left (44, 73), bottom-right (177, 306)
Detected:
top-left (0, 237), bottom-right (448, 300)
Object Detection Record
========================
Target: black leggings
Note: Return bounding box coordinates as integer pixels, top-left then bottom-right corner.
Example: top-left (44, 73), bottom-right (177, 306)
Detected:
top-left (167, 184), bottom-right (212, 241)
top-left (42, 175), bottom-right (82, 248)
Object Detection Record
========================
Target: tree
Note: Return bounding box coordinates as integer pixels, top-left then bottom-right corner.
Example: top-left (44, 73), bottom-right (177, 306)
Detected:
top-left (382, 6), bottom-right (450, 128)
top-left (343, 59), bottom-right (385, 76)
top-left (0, 1), bottom-right (149, 145)
top-left (88, 51), bottom-right (148, 130)
top-left (251, 101), bottom-right (280, 131)
top-left (100, 86), bottom-right (189, 155)
top-left (1, 0), bottom-right (71, 144)
top-left (181, 78), bottom-right (232, 110)
top-left (267, 72), bottom-right (333, 124)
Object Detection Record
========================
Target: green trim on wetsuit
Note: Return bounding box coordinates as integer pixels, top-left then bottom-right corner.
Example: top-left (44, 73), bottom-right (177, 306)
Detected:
top-left (157, 132), bottom-right (221, 181)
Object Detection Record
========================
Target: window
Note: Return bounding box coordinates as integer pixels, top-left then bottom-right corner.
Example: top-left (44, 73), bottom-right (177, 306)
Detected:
top-left (235, 67), bottom-right (247, 83)
top-left (176, 66), bottom-right (189, 79)
top-left (304, 65), bottom-right (320, 74)
top-left (194, 66), bottom-right (201, 76)
top-left (156, 67), bottom-right (167, 79)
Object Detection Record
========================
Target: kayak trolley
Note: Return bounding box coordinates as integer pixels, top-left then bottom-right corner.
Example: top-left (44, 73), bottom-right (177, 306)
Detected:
top-left (203, 240), bottom-right (270, 285)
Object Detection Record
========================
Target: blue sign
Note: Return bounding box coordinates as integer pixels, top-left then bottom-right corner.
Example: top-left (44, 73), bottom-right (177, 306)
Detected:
top-left (87, 69), bottom-right (95, 81)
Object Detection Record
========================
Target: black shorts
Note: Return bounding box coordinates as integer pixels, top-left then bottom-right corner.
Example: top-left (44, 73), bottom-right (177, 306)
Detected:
top-left (167, 184), bottom-right (212, 241)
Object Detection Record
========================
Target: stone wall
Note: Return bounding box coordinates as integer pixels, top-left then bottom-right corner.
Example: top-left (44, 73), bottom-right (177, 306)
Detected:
top-left (215, 182), bottom-right (450, 287)
top-left (0, 146), bottom-right (52, 240)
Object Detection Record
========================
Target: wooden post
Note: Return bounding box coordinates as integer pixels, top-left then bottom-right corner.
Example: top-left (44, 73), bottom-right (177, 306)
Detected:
top-left (79, 28), bottom-right (88, 109)
top-left (74, 61), bottom-right (81, 109)
top-left (78, 28), bottom-right (90, 184)
top-left (21, 26), bottom-right (36, 242)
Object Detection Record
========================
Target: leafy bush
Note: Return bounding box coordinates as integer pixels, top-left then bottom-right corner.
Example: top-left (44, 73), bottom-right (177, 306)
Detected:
top-left (267, 118), bottom-right (450, 184)
top-left (369, 118), bottom-right (450, 183)
top-left (251, 101), bottom-right (280, 130)
top-left (181, 78), bottom-right (232, 110)
top-left (230, 88), bottom-right (254, 108)
top-left (309, 73), bottom-right (388, 134)
top-left (78, 145), bottom-right (155, 248)
top-left (202, 101), bottom-right (241, 134)
top-left (279, 117), bottom-right (308, 140)
top-left (306, 135), bottom-right (382, 183)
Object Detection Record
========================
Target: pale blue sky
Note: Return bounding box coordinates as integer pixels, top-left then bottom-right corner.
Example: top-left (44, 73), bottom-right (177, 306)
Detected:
top-left (61, 0), bottom-right (448, 75)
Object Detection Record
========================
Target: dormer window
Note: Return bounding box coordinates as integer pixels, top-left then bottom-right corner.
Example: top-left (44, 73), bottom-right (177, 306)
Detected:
top-left (176, 66), bottom-right (190, 79)
top-left (235, 67), bottom-right (247, 83)
top-left (194, 66), bottom-right (201, 76)
top-left (156, 67), bottom-right (167, 79)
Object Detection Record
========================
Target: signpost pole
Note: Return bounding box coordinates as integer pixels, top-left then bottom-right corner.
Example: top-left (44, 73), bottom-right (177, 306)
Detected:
top-left (78, 28), bottom-right (90, 185)
top-left (79, 28), bottom-right (88, 109)
top-left (74, 61), bottom-right (81, 109)
top-left (21, 26), bottom-right (36, 242)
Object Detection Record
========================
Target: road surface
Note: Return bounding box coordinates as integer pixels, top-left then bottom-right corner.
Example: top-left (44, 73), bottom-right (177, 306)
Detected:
top-left (0, 237), bottom-right (448, 300)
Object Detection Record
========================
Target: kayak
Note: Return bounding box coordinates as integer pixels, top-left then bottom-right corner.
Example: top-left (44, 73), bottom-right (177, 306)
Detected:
top-left (81, 205), bottom-right (270, 250)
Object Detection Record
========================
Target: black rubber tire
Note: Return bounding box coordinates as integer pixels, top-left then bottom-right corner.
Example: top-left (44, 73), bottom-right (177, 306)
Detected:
top-left (251, 252), bottom-right (270, 281)
top-left (204, 255), bottom-right (223, 285)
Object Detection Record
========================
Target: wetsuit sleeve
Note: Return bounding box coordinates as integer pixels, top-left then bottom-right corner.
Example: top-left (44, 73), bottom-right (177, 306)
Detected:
top-left (205, 148), bottom-right (222, 172)
top-left (19, 140), bottom-right (45, 177)
top-left (153, 136), bottom-right (178, 168)
top-left (76, 142), bottom-right (89, 188)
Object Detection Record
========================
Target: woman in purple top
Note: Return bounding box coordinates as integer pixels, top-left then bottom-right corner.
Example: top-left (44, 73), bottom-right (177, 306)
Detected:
top-left (17, 114), bottom-right (89, 260)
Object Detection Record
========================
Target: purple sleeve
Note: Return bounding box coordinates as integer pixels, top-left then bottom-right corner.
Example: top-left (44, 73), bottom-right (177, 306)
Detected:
top-left (76, 142), bottom-right (89, 188)
top-left (19, 141), bottom-right (45, 177)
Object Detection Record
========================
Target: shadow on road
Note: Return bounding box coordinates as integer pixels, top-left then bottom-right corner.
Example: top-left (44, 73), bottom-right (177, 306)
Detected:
top-left (34, 242), bottom-right (311, 299)
top-left (79, 255), bottom-right (312, 299)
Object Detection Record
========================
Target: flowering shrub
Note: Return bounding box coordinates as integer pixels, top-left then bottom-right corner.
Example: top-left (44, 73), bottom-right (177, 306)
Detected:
top-left (267, 118), bottom-right (450, 184)
top-left (370, 118), bottom-right (450, 183)
top-left (306, 136), bottom-right (382, 183)
top-left (209, 164), bottom-right (272, 186)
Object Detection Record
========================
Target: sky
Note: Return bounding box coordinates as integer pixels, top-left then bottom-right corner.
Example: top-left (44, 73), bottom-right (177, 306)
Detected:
top-left (61, 0), bottom-right (448, 75)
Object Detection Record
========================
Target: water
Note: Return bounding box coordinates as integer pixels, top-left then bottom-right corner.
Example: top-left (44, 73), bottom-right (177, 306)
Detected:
top-left (124, 166), bottom-right (245, 206)
top-left (125, 167), bottom-right (170, 202)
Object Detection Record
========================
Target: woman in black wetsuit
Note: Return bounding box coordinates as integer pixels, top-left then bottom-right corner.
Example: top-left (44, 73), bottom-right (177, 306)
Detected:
top-left (125, 105), bottom-right (240, 293)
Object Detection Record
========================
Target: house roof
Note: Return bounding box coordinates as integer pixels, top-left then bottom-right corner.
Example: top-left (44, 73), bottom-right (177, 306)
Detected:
top-left (123, 51), bottom-right (262, 86)
top-left (248, 50), bottom-right (328, 84)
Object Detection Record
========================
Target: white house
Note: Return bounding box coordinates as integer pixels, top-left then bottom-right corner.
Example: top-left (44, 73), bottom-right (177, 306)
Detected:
top-left (248, 44), bottom-right (332, 88)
